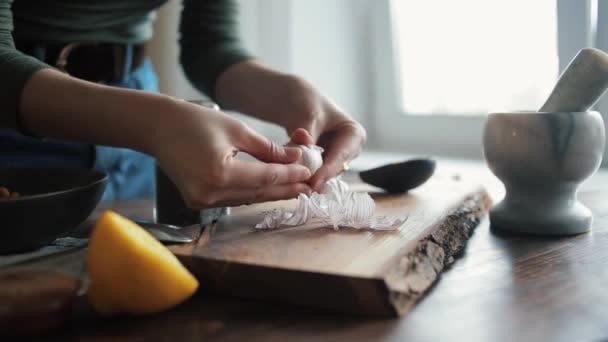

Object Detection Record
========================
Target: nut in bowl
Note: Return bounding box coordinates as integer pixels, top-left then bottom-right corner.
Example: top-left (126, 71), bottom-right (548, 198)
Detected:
top-left (483, 111), bottom-right (605, 236)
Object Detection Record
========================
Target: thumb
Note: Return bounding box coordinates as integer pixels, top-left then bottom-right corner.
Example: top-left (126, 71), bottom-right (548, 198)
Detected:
top-left (289, 128), bottom-right (315, 145)
top-left (237, 128), bottom-right (301, 164)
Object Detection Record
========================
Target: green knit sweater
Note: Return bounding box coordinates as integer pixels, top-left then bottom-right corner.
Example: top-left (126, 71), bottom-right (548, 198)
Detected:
top-left (0, 0), bottom-right (252, 128)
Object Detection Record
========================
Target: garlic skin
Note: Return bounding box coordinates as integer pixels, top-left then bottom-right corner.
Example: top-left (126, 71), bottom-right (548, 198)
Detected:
top-left (254, 178), bottom-right (405, 231)
top-left (296, 145), bottom-right (324, 174)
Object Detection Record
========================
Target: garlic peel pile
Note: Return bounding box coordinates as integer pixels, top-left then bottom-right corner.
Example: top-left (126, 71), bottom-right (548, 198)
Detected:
top-left (254, 178), bottom-right (406, 231)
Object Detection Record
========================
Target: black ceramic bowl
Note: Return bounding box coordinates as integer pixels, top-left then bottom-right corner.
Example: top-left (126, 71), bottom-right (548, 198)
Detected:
top-left (0, 169), bottom-right (107, 254)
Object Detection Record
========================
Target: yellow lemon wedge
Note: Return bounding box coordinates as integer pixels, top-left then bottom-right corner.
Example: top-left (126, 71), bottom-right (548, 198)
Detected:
top-left (87, 211), bottom-right (199, 315)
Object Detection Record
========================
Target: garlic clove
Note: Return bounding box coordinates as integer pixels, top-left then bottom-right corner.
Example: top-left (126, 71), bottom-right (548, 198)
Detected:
top-left (295, 145), bottom-right (324, 174)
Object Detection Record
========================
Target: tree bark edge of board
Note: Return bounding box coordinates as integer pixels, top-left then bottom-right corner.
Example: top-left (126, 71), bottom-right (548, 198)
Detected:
top-left (384, 189), bottom-right (493, 316)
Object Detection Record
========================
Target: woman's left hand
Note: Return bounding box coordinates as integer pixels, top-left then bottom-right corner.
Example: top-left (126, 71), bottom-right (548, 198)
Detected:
top-left (279, 79), bottom-right (366, 191)
top-left (215, 60), bottom-right (367, 191)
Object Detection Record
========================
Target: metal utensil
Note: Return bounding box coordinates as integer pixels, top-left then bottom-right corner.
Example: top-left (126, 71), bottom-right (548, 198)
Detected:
top-left (132, 220), bottom-right (182, 230)
top-left (141, 226), bottom-right (193, 244)
top-left (132, 220), bottom-right (193, 244)
top-left (357, 158), bottom-right (436, 193)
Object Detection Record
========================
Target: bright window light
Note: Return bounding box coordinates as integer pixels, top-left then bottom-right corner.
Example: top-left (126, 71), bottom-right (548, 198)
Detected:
top-left (393, 0), bottom-right (559, 114)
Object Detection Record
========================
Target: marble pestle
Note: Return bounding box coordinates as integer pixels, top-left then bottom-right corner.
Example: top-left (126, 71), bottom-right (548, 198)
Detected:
top-left (540, 48), bottom-right (608, 112)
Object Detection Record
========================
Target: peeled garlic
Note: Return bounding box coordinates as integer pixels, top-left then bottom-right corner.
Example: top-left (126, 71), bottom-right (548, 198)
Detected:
top-left (296, 145), bottom-right (324, 174)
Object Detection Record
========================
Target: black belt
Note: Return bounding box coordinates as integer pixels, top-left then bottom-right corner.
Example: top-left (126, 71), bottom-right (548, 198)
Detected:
top-left (16, 41), bottom-right (148, 83)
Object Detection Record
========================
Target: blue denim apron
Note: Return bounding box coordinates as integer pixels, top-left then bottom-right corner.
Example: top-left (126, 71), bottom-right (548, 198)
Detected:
top-left (0, 48), bottom-right (157, 201)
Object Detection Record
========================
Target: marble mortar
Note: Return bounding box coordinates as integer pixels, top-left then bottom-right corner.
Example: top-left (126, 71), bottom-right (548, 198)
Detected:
top-left (483, 111), bottom-right (605, 235)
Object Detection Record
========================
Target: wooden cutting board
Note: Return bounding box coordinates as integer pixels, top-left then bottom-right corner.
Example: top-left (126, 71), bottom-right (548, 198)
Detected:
top-left (170, 173), bottom-right (492, 316)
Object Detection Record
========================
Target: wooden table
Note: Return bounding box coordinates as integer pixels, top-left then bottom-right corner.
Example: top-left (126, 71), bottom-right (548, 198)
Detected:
top-left (8, 158), bottom-right (608, 342)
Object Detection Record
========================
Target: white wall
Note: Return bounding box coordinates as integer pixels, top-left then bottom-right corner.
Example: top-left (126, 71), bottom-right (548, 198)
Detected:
top-left (148, 0), bottom-right (203, 101)
top-left (149, 0), bottom-right (375, 145)
top-left (288, 0), bottom-right (373, 128)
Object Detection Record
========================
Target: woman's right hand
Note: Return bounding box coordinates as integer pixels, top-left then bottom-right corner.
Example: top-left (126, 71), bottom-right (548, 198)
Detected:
top-left (149, 100), bottom-right (312, 208)
top-left (18, 69), bottom-right (309, 208)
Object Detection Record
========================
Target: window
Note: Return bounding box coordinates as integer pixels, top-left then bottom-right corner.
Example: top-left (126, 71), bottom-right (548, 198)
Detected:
top-left (394, 0), bottom-right (558, 114)
top-left (372, 0), bottom-right (599, 158)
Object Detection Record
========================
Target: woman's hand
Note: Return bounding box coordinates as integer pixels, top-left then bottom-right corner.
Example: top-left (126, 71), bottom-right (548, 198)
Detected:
top-left (278, 79), bottom-right (367, 191)
top-left (215, 60), bottom-right (367, 191)
top-left (19, 69), bottom-right (311, 208)
top-left (150, 100), bottom-right (313, 208)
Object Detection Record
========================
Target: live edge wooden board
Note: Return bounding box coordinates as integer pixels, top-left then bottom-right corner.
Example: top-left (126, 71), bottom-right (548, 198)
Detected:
top-left (170, 174), bottom-right (492, 317)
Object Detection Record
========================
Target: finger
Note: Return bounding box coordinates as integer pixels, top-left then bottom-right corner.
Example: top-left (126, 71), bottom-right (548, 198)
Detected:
top-left (310, 126), bottom-right (365, 191)
top-left (226, 159), bottom-right (312, 189)
top-left (289, 128), bottom-right (315, 145)
top-left (213, 183), bottom-right (312, 207)
top-left (237, 128), bottom-right (301, 163)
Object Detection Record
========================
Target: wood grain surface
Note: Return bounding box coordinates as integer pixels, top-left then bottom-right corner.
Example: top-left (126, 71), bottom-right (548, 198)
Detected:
top-left (170, 174), bottom-right (490, 316)
top-left (6, 160), bottom-right (608, 341)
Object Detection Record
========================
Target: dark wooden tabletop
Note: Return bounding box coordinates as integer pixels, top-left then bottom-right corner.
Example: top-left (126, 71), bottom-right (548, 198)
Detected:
top-left (10, 160), bottom-right (608, 342)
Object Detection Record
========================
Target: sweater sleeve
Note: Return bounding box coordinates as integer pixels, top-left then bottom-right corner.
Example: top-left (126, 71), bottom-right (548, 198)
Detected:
top-left (179, 0), bottom-right (253, 100)
top-left (0, 0), bottom-right (51, 129)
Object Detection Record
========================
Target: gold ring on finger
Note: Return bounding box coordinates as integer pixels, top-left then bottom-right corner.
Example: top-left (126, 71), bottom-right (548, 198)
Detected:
top-left (342, 161), bottom-right (351, 172)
